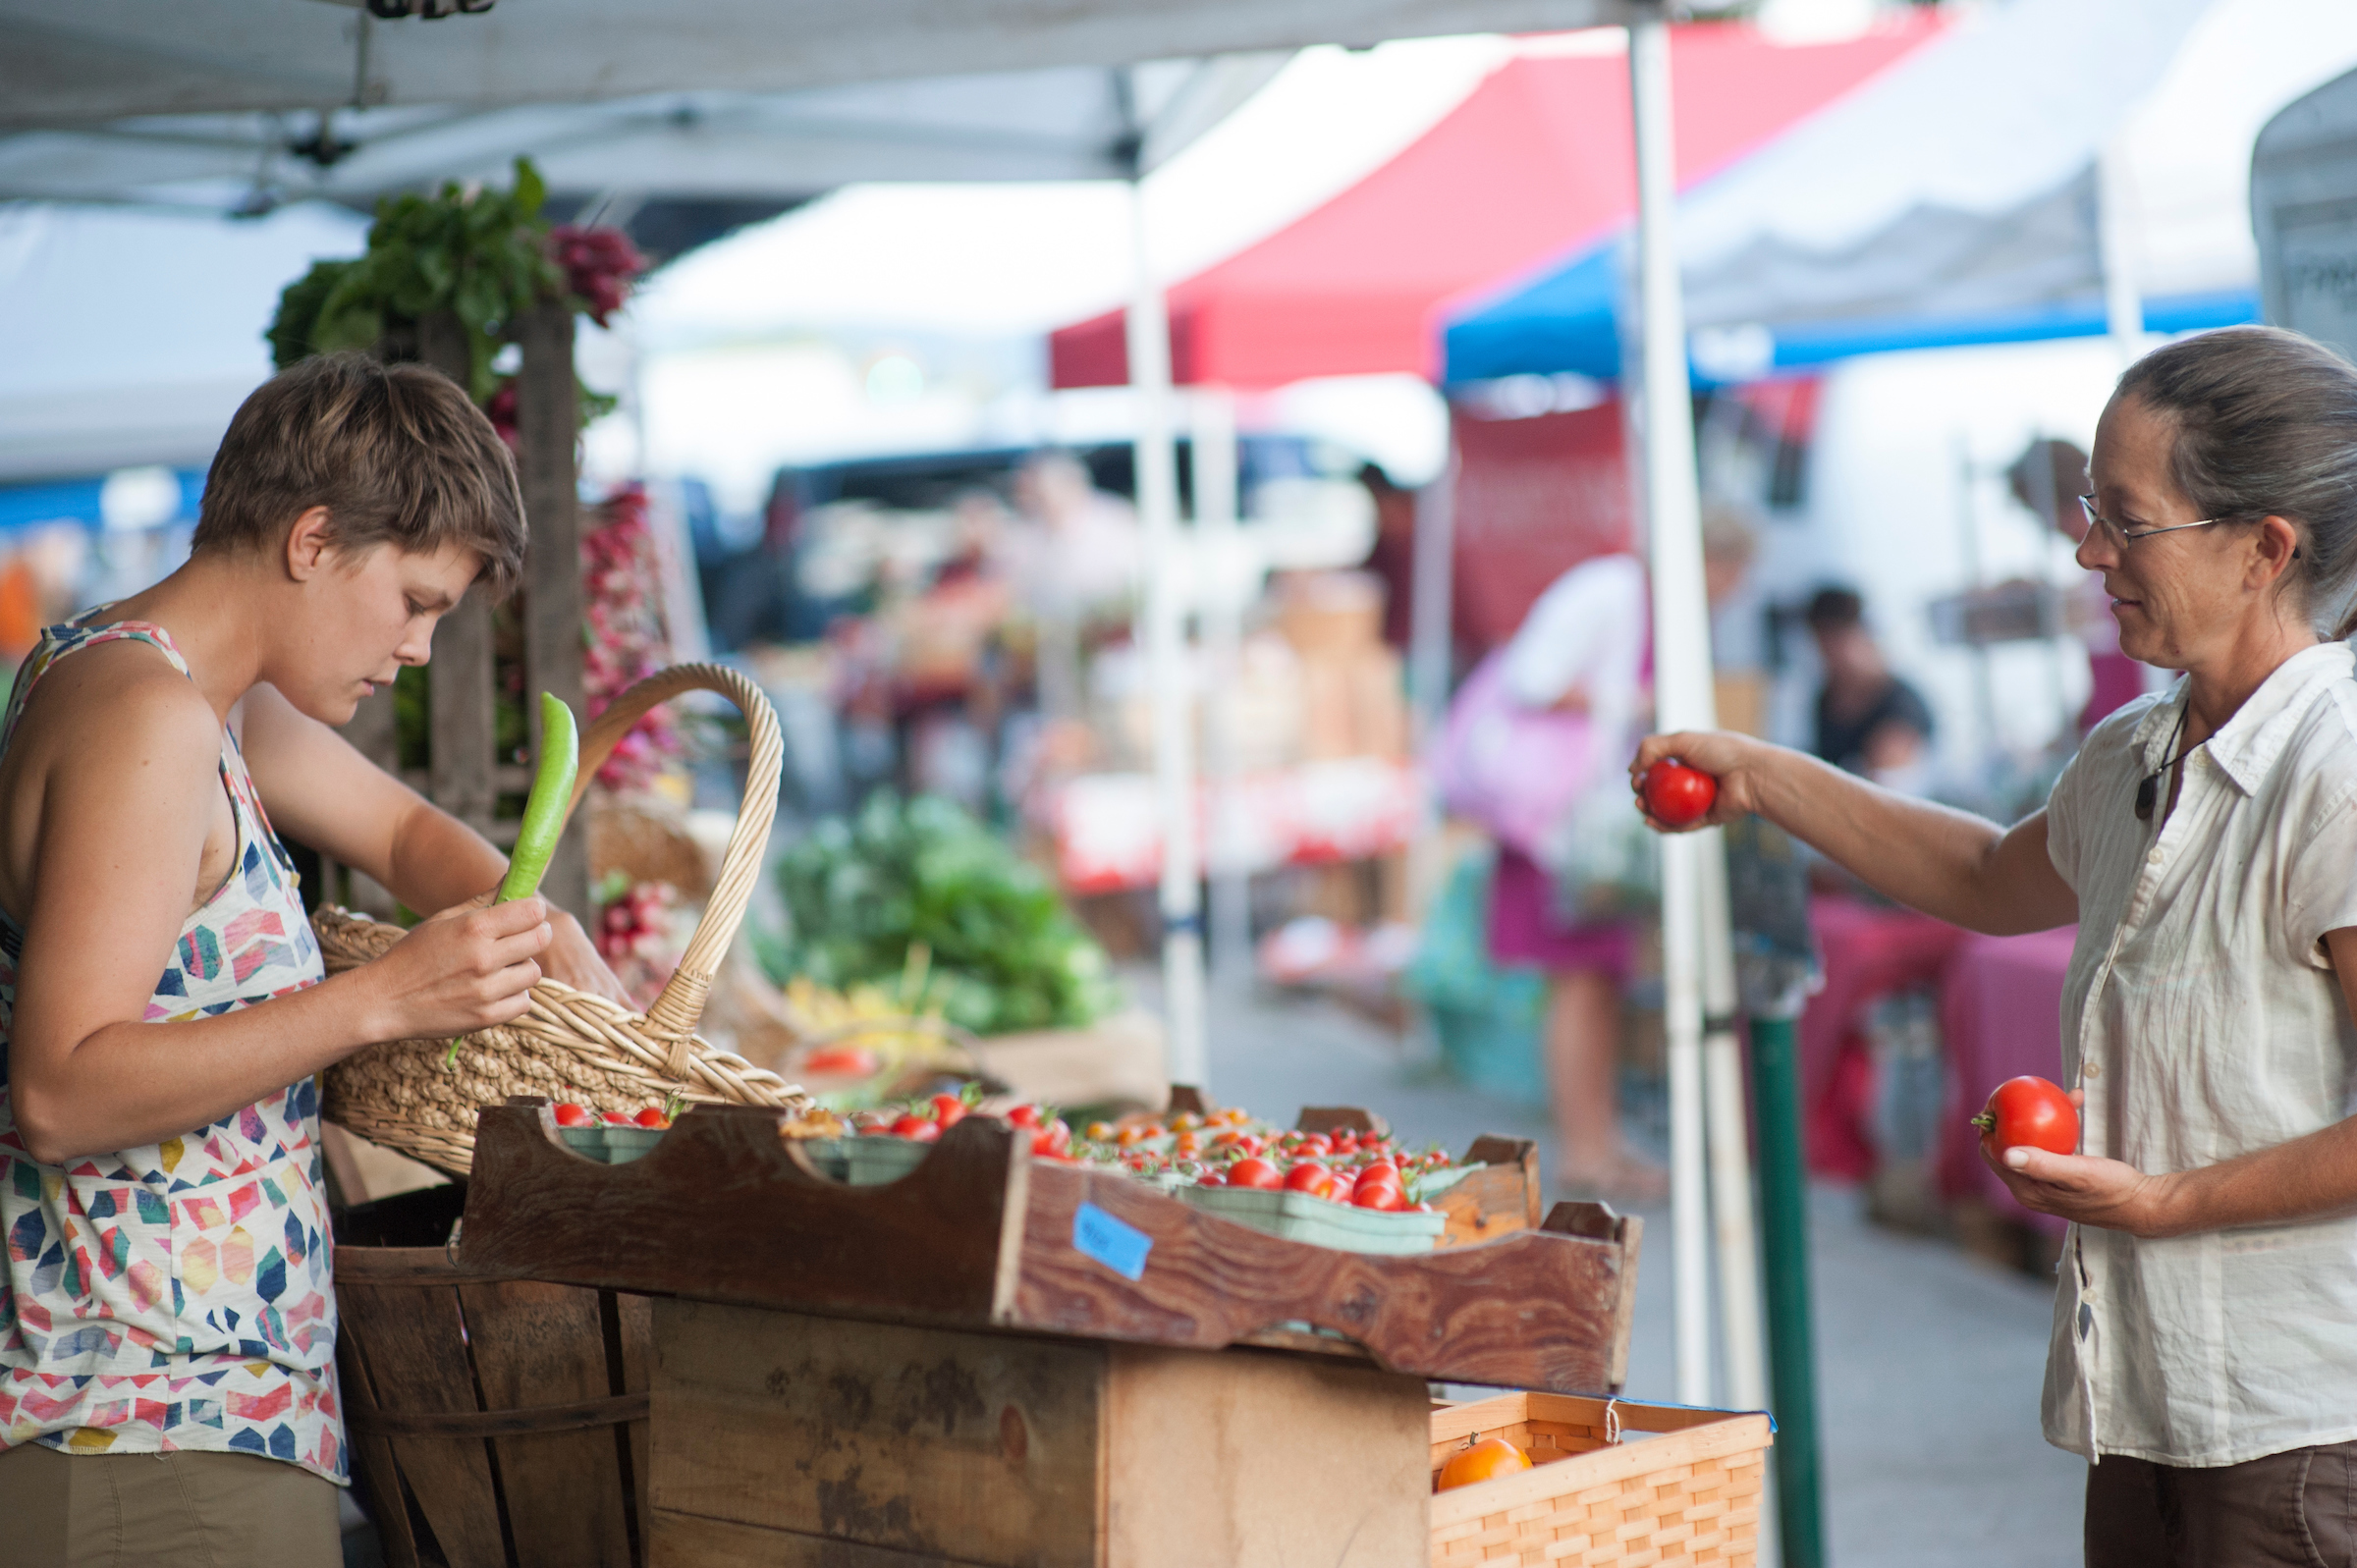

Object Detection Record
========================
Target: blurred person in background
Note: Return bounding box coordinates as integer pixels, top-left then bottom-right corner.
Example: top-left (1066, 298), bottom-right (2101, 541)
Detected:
top-left (1438, 508), bottom-right (1755, 1201)
top-left (1001, 452), bottom-right (1140, 722)
top-left (1357, 462), bottom-right (1419, 651)
top-left (2011, 436), bottom-right (2149, 734)
top-left (1806, 584), bottom-right (1934, 784)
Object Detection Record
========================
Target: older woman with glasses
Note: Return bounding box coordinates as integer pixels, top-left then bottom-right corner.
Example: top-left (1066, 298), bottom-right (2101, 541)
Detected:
top-left (1635, 325), bottom-right (2357, 1565)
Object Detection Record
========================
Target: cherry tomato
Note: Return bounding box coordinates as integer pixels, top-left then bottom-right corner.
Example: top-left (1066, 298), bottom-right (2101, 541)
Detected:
top-left (1006, 1104), bottom-right (1044, 1129)
top-left (930, 1094), bottom-right (969, 1129)
top-left (632, 1107), bottom-right (670, 1129)
top-left (1170, 1111), bottom-right (1202, 1132)
top-left (1086, 1121), bottom-right (1116, 1142)
top-left (1227, 1157), bottom-right (1283, 1190)
top-left (1294, 1134), bottom-right (1332, 1157)
top-left (1284, 1162), bottom-right (1339, 1201)
top-left (1351, 1178), bottom-right (1406, 1212)
top-left (1436, 1435), bottom-right (1533, 1491)
top-left (891, 1114), bottom-right (942, 1142)
top-left (601, 1110), bottom-right (631, 1126)
top-left (1031, 1120), bottom-right (1071, 1158)
top-left (552, 1103), bottom-right (595, 1128)
top-left (1196, 1171), bottom-right (1226, 1187)
top-left (1357, 1160), bottom-right (1400, 1187)
top-left (1640, 758), bottom-right (1720, 829)
top-left (1973, 1075), bottom-right (2079, 1157)
top-left (799, 1045), bottom-right (879, 1077)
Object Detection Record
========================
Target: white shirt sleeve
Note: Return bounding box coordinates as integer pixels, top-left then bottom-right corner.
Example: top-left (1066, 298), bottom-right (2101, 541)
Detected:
top-left (1498, 555), bottom-right (1648, 712)
top-left (2285, 775), bottom-right (2357, 970)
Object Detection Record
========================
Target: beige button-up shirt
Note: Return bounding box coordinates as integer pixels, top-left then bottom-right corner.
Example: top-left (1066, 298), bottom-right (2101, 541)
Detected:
top-left (2043, 641), bottom-right (2357, 1467)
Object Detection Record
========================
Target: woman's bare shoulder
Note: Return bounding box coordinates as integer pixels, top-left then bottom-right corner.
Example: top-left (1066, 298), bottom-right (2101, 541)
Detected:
top-left (9, 640), bottom-right (219, 773)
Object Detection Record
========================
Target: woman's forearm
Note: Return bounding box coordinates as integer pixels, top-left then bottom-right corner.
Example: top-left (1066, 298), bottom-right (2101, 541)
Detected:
top-left (2145, 1118), bottom-right (2357, 1237)
top-left (382, 796), bottom-right (509, 914)
top-left (9, 972), bottom-right (392, 1164)
top-left (1738, 744), bottom-right (2060, 935)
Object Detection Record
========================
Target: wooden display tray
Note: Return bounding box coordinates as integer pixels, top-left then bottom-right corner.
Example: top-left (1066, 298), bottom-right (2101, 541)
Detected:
top-left (458, 1100), bottom-right (1642, 1396)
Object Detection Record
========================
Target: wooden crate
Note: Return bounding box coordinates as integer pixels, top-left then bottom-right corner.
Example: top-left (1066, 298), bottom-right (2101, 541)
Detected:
top-left (1428, 1392), bottom-right (1772, 1568)
top-left (455, 1101), bottom-right (1642, 1397)
top-left (336, 1241), bottom-right (653, 1567)
top-left (645, 1298), bottom-right (1432, 1567)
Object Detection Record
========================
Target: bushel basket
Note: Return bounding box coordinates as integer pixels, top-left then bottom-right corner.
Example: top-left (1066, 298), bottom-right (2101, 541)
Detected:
top-left (316, 664), bottom-right (823, 1176)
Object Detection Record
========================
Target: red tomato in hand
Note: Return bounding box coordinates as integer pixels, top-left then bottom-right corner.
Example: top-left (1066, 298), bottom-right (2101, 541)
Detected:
top-left (552, 1103), bottom-right (595, 1128)
top-left (1973, 1075), bottom-right (2079, 1158)
top-left (1227, 1157), bottom-right (1283, 1190)
top-left (891, 1113), bottom-right (942, 1142)
top-left (1640, 758), bottom-right (1719, 828)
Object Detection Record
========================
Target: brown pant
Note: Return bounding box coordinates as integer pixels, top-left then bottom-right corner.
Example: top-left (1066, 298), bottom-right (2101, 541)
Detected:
top-left (0, 1439), bottom-right (342, 1568)
top-left (2087, 1440), bottom-right (2357, 1568)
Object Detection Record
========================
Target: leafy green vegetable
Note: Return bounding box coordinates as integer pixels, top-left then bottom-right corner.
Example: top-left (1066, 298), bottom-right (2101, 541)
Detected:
top-left (765, 792), bottom-right (1122, 1036)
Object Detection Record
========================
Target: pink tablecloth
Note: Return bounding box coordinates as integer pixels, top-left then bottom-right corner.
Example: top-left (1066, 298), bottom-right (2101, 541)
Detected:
top-left (1798, 895), bottom-right (1970, 1178)
top-left (1938, 926), bottom-right (2078, 1234)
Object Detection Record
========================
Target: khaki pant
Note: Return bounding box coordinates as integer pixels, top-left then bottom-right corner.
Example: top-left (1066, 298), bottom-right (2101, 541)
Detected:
top-left (2087, 1439), bottom-right (2357, 1567)
top-left (0, 1440), bottom-right (342, 1568)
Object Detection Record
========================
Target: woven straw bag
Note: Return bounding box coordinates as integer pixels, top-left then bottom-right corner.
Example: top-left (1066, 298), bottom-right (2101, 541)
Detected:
top-left (315, 663), bottom-right (824, 1176)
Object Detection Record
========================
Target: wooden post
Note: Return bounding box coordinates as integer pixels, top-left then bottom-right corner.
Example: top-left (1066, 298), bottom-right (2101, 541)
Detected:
top-left (413, 313), bottom-right (500, 850)
top-left (517, 301), bottom-right (589, 923)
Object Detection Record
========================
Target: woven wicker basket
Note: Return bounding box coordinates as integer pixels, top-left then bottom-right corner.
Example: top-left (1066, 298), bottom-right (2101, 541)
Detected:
top-left (316, 663), bottom-right (823, 1176)
top-left (1429, 1390), bottom-right (1771, 1566)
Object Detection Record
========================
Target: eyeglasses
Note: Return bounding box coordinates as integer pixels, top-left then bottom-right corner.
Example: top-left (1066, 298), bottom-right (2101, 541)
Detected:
top-left (2078, 495), bottom-right (2229, 548)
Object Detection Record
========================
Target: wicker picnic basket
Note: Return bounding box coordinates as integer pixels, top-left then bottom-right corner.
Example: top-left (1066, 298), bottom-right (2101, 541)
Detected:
top-left (1428, 1390), bottom-right (1772, 1567)
top-left (315, 663), bottom-right (829, 1177)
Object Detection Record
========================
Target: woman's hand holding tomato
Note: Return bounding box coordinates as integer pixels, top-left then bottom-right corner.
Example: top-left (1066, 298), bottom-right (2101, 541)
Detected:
top-left (1975, 1082), bottom-right (2182, 1237)
top-left (1628, 730), bottom-right (1771, 832)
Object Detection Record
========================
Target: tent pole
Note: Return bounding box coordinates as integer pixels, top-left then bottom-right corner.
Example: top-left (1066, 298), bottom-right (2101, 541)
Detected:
top-left (1628, 9), bottom-right (1725, 1410)
top-left (1194, 386), bottom-right (1252, 980)
top-left (1700, 832), bottom-right (1767, 1415)
top-left (1126, 177), bottom-right (1210, 1095)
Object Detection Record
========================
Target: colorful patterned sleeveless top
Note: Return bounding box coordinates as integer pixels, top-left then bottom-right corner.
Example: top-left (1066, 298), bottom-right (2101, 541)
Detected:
top-left (0, 613), bottom-right (343, 1484)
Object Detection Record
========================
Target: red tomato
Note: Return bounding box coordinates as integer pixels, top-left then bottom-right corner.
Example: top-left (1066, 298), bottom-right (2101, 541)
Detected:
top-left (929, 1094), bottom-right (969, 1128)
top-left (551, 1103), bottom-right (595, 1128)
top-left (799, 1045), bottom-right (879, 1077)
top-left (632, 1107), bottom-right (670, 1129)
top-left (1285, 1162), bottom-right (1339, 1201)
top-left (1640, 759), bottom-right (1719, 829)
top-left (891, 1114), bottom-right (942, 1143)
top-left (1006, 1104), bottom-right (1044, 1129)
top-left (1294, 1134), bottom-right (1333, 1157)
top-left (1357, 1160), bottom-right (1400, 1187)
top-left (1196, 1171), bottom-right (1226, 1187)
top-left (1973, 1075), bottom-right (2079, 1157)
top-left (601, 1110), bottom-right (631, 1126)
top-left (1227, 1157), bottom-right (1283, 1190)
top-left (1351, 1177), bottom-right (1406, 1212)
top-left (1031, 1120), bottom-right (1071, 1158)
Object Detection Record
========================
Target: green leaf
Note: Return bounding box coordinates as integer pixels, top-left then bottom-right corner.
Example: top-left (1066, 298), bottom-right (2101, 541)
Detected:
top-left (512, 157), bottom-right (546, 220)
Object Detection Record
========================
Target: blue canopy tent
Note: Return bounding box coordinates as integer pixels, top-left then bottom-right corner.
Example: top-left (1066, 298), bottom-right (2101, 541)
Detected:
top-left (1437, 0), bottom-right (2357, 388)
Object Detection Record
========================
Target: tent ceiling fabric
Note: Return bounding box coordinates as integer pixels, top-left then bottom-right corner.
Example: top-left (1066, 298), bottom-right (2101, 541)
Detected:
top-left (0, 0), bottom-right (1637, 126)
top-left (0, 54), bottom-right (1295, 210)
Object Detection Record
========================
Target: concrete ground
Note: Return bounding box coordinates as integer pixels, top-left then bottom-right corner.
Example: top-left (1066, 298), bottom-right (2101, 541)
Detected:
top-left (1192, 975), bottom-right (2085, 1568)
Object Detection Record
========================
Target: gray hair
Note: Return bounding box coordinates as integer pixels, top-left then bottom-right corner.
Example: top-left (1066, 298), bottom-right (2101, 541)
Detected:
top-left (2114, 325), bottom-right (2357, 637)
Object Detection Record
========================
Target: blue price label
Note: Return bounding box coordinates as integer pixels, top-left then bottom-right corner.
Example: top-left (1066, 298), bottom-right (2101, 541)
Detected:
top-left (1072, 1201), bottom-right (1153, 1282)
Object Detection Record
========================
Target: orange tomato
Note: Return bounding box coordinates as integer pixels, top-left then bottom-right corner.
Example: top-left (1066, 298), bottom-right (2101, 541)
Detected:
top-left (1436, 1434), bottom-right (1532, 1491)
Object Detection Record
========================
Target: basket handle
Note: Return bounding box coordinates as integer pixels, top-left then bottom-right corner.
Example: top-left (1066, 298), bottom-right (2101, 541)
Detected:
top-left (558, 664), bottom-right (781, 1066)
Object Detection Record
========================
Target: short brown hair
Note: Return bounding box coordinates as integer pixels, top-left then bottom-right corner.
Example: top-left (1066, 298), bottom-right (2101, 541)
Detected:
top-left (193, 352), bottom-right (527, 596)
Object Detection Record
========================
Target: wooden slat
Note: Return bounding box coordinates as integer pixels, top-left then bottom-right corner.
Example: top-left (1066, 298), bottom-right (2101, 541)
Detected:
top-left (337, 1324), bottom-right (424, 1568)
top-left (346, 1389), bottom-right (647, 1437)
top-left (334, 1264), bottom-right (509, 1568)
top-left (428, 593), bottom-right (497, 837)
top-left (516, 300), bottom-right (588, 925)
top-left (650, 1299), bottom-right (1102, 1566)
top-left (1436, 1137), bottom-right (1540, 1249)
top-left (648, 1508), bottom-right (1007, 1568)
top-left (609, 1290), bottom-right (655, 1559)
top-left (461, 1277), bottom-right (636, 1568)
top-left (1100, 1342), bottom-right (1428, 1568)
